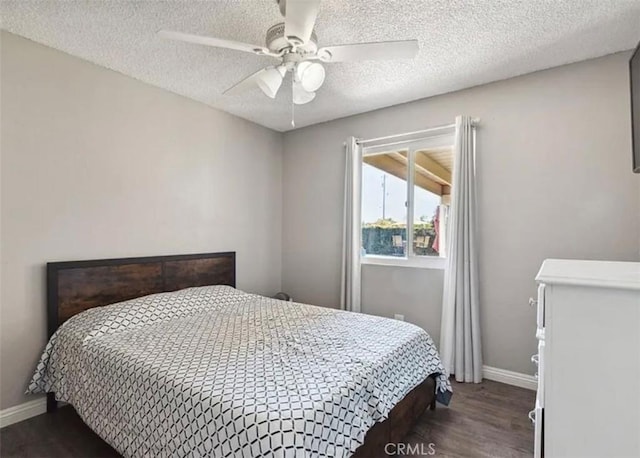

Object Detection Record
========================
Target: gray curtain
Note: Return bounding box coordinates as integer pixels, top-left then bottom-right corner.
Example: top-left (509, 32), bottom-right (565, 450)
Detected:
top-left (439, 115), bottom-right (483, 383)
top-left (340, 137), bottom-right (362, 312)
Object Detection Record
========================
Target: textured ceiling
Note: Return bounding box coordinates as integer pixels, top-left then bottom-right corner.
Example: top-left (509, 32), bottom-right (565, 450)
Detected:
top-left (1, 0), bottom-right (639, 132)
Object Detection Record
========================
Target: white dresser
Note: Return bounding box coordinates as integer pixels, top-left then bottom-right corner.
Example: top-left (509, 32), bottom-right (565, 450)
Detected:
top-left (531, 259), bottom-right (640, 458)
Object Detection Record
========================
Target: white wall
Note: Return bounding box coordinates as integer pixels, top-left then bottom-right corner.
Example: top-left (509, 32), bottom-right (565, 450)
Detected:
top-left (282, 52), bottom-right (640, 376)
top-left (361, 266), bottom-right (444, 345)
top-left (0, 32), bottom-right (283, 410)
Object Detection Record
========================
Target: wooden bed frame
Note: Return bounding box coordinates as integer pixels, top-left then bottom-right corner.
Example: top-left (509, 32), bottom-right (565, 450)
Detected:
top-left (46, 251), bottom-right (436, 457)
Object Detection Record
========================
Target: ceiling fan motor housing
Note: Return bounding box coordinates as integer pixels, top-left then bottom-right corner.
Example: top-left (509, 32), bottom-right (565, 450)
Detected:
top-left (266, 23), bottom-right (318, 54)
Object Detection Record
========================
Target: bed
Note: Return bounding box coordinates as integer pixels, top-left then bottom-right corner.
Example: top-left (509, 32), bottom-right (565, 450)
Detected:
top-left (28, 252), bottom-right (451, 457)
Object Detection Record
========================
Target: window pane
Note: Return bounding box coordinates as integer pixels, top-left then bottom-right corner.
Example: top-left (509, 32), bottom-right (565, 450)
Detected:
top-left (361, 152), bottom-right (407, 257)
top-left (413, 149), bottom-right (452, 257)
top-left (413, 186), bottom-right (440, 256)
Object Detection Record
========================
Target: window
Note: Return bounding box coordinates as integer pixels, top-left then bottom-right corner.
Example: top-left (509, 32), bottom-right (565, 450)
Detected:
top-left (360, 134), bottom-right (454, 268)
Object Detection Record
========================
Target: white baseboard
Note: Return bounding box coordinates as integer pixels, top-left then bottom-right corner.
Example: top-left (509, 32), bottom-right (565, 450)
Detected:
top-left (0, 397), bottom-right (47, 428)
top-left (483, 365), bottom-right (537, 391)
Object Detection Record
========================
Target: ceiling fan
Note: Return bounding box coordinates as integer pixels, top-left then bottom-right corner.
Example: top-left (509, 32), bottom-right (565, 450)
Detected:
top-left (158, 0), bottom-right (419, 105)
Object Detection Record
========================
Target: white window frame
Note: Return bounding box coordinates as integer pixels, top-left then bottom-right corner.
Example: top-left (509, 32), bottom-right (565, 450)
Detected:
top-left (360, 131), bottom-right (454, 270)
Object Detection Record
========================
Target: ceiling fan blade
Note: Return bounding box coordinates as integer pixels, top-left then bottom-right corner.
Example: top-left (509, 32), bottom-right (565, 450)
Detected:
top-left (223, 69), bottom-right (268, 95)
top-left (158, 30), bottom-right (269, 55)
top-left (318, 40), bottom-right (419, 62)
top-left (283, 0), bottom-right (320, 45)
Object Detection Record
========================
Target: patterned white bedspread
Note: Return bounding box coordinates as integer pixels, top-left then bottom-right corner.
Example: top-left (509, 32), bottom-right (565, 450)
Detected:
top-left (28, 286), bottom-right (451, 457)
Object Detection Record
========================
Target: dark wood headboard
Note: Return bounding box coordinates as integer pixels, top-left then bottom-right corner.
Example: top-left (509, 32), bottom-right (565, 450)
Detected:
top-left (47, 252), bottom-right (235, 338)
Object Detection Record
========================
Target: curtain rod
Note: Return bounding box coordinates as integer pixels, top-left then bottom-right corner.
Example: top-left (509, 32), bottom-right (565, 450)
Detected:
top-left (356, 118), bottom-right (480, 146)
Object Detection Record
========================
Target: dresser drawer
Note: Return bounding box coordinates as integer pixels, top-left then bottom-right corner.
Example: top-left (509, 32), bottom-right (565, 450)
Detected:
top-left (535, 339), bottom-right (545, 406)
top-left (532, 400), bottom-right (543, 458)
top-left (536, 283), bottom-right (545, 331)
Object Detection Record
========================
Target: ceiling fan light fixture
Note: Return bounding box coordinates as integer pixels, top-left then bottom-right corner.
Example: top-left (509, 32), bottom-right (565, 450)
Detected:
top-left (295, 61), bottom-right (325, 92)
top-left (257, 66), bottom-right (285, 98)
top-left (292, 81), bottom-right (316, 105)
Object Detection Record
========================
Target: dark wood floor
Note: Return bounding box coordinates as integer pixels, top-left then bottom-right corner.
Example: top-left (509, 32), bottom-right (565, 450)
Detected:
top-left (405, 380), bottom-right (535, 457)
top-left (0, 379), bottom-right (535, 457)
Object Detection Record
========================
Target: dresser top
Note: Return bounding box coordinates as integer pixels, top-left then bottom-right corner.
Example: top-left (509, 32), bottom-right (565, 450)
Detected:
top-left (536, 259), bottom-right (640, 291)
